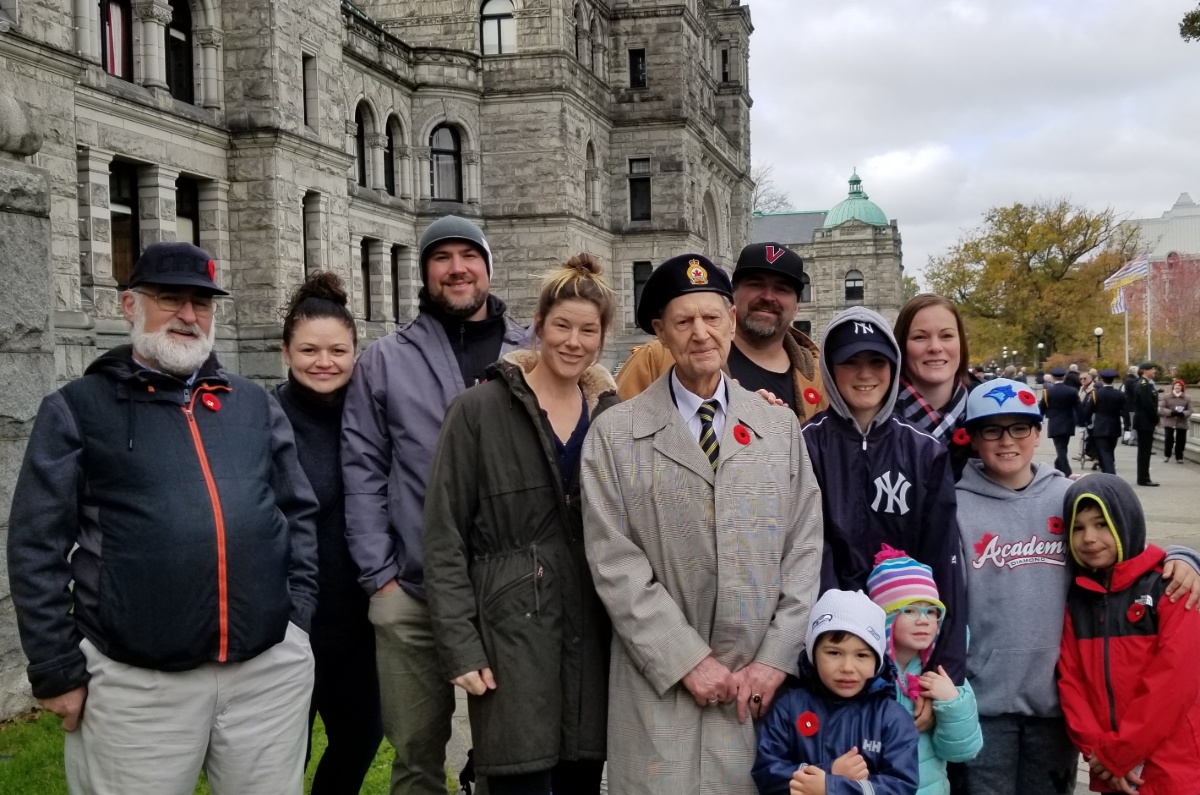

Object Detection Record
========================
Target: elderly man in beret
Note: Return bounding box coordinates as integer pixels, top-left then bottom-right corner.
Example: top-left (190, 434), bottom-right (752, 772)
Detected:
top-left (7, 242), bottom-right (319, 793)
top-left (581, 254), bottom-right (823, 794)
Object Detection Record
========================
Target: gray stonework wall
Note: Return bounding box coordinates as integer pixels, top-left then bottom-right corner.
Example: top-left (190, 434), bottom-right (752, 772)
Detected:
top-left (0, 100), bottom-right (55, 717)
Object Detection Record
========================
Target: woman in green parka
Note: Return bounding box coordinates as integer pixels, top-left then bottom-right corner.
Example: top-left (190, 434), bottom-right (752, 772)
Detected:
top-left (423, 254), bottom-right (619, 795)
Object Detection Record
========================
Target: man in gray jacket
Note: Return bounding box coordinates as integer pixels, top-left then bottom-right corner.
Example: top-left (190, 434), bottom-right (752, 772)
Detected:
top-left (342, 216), bottom-right (524, 795)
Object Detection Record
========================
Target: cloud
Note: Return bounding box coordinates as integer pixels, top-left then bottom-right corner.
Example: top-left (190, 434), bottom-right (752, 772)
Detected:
top-left (749, 0), bottom-right (1200, 285)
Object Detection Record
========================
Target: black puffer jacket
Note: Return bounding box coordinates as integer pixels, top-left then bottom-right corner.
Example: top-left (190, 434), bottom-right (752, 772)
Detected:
top-left (8, 346), bottom-right (319, 698)
top-left (423, 350), bottom-right (618, 776)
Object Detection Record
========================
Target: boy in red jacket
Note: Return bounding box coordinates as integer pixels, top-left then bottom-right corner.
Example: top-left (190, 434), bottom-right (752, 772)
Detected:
top-left (1057, 474), bottom-right (1200, 795)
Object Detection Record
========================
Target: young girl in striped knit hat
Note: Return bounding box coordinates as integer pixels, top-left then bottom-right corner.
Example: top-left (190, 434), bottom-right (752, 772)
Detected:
top-left (868, 545), bottom-right (982, 795)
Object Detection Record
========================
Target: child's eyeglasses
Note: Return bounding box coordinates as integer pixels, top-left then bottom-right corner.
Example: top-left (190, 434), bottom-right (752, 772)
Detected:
top-left (896, 605), bottom-right (944, 622)
top-left (976, 423), bottom-right (1034, 441)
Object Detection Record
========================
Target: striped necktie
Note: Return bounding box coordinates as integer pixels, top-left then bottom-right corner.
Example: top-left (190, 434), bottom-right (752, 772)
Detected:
top-left (698, 400), bottom-right (719, 470)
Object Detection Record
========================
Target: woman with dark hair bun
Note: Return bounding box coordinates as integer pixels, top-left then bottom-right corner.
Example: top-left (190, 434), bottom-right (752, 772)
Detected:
top-left (271, 272), bottom-right (382, 793)
top-left (424, 253), bottom-right (619, 795)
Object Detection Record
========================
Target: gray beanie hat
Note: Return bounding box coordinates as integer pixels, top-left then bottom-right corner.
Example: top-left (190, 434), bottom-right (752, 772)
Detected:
top-left (805, 589), bottom-right (887, 674)
top-left (418, 215), bottom-right (493, 284)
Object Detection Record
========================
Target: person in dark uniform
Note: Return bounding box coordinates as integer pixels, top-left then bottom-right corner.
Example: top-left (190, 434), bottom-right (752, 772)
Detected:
top-left (1080, 369), bottom-right (1125, 475)
top-left (1133, 362), bottom-right (1161, 486)
top-left (1122, 366), bottom-right (1139, 444)
top-left (1041, 366), bottom-right (1081, 476)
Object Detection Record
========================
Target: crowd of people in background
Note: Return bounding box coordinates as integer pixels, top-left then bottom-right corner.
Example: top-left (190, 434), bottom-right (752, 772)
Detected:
top-left (9, 222), bottom-right (1200, 795)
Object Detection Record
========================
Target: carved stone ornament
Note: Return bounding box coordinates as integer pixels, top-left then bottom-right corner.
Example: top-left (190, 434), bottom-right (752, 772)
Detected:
top-left (195, 29), bottom-right (223, 47)
top-left (463, 152), bottom-right (480, 165)
top-left (345, 120), bottom-right (359, 136)
top-left (365, 134), bottom-right (387, 149)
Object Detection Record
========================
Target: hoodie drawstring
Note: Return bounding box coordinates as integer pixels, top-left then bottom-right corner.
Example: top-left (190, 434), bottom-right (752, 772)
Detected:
top-left (127, 398), bottom-right (136, 451)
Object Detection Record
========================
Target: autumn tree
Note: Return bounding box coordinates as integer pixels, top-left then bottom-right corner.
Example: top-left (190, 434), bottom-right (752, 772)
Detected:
top-left (925, 199), bottom-right (1138, 366)
top-left (1182, 5), bottom-right (1200, 41)
top-left (751, 162), bottom-right (792, 214)
top-left (902, 273), bottom-right (920, 302)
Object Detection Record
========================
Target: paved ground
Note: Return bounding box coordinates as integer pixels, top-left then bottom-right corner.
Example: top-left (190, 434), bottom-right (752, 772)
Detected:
top-left (443, 428), bottom-right (1200, 793)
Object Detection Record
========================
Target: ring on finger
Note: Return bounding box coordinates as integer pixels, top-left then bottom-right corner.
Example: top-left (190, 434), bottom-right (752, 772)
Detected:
top-left (751, 693), bottom-right (762, 704)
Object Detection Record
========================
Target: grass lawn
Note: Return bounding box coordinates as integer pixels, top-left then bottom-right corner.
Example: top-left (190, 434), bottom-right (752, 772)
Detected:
top-left (0, 710), bottom-right (441, 794)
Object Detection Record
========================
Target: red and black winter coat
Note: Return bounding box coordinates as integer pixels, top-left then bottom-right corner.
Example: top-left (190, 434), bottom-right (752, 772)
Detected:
top-left (1056, 475), bottom-right (1200, 794)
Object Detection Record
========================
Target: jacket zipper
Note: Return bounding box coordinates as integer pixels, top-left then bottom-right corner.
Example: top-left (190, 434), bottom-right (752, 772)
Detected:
top-left (1102, 591), bottom-right (1118, 731)
top-left (182, 386), bottom-right (232, 662)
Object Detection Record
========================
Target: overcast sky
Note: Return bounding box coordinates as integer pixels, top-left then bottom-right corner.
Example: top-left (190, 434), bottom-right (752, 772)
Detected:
top-left (748, 0), bottom-right (1200, 286)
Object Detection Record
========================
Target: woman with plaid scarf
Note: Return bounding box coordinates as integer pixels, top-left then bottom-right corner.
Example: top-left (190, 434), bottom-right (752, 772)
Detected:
top-left (893, 295), bottom-right (981, 480)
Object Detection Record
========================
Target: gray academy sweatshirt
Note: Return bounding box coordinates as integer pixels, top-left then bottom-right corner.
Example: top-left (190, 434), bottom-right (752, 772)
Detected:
top-left (958, 460), bottom-right (1200, 717)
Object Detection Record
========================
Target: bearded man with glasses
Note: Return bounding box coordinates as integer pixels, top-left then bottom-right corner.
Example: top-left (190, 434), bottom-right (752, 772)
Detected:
top-left (8, 241), bottom-right (320, 794)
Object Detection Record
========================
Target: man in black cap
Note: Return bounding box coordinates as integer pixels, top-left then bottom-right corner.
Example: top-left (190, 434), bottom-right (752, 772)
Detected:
top-left (1132, 361), bottom-right (1161, 486)
top-left (581, 253), bottom-right (822, 794)
top-left (8, 242), bottom-right (320, 792)
top-left (1040, 366), bottom-right (1080, 476)
top-left (1081, 369), bottom-right (1125, 474)
top-left (616, 242), bottom-right (826, 422)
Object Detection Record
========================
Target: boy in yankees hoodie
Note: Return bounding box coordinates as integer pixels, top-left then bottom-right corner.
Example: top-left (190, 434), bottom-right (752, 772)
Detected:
top-left (955, 378), bottom-right (1200, 795)
top-left (1058, 475), bottom-right (1200, 795)
top-left (802, 307), bottom-right (966, 684)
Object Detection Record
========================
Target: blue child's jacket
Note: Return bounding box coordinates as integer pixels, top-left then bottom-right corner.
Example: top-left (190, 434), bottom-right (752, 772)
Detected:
top-left (753, 656), bottom-right (920, 795)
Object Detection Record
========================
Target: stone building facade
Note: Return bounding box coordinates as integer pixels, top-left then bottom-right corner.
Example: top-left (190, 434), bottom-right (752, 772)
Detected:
top-left (0, 0), bottom-right (753, 716)
top-left (750, 171), bottom-right (904, 342)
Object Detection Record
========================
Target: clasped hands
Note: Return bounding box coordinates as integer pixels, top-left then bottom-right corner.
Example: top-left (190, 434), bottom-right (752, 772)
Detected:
top-left (681, 655), bottom-right (786, 723)
top-left (790, 747), bottom-right (868, 794)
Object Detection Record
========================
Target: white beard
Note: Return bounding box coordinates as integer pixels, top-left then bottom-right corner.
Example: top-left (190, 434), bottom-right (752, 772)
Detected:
top-left (130, 297), bottom-right (216, 376)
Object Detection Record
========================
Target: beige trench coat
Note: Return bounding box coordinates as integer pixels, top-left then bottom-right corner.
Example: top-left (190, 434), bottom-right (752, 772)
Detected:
top-left (581, 373), bottom-right (823, 795)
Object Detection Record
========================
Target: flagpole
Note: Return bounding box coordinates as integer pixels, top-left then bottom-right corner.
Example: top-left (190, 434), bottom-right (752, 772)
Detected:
top-left (1124, 306), bottom-right (1129, 366)
top-left (1146, 264), bottom-right (1153, 361)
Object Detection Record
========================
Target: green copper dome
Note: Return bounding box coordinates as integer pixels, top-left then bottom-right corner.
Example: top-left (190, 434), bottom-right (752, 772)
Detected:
top-left (822, 170), bottom-right (889, 228)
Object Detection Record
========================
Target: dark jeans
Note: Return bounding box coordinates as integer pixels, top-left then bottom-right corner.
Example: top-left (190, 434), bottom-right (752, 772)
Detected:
top-left (1165, 426), bottom-right (1187, 460)
top-left (1137, 428), bottom-right (1156, 482)
top-left (307, 611), bottom-right (384, 795)
top-left (967, 715), bottom-right (1078, 795)
top-left (487, 759), bottom-right (605, 795)
top-left (1051, 436), bottom-right (1072, 477)
top-left (1094, 434), bottom-right (1117, 474)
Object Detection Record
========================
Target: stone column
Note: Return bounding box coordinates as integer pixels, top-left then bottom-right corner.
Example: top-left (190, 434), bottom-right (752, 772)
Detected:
top-left (194, 29), bottom-right (223, 109)
top-left (414, 147), bottom-right (430, 200)
top-left (138, 165), bottom-right (179, 249)
top-left (0, 93), bottom-right (56, 720)
top-left (366, 133), bottom-right (387, 192)
top-left (134, 1), bottom-right (172, 90)
top-left (397, 146), bottom-right (412, 199)
top-left (367, 240), bottom-right (387, 322)
top-left (464, 151), bottom-right (480, 205)
top-left (585, 167), bottom-right (599, 217)
top-left (74, 0), bottom-right (101, 63)
top-left (77, 148), bottom-right (120, 318)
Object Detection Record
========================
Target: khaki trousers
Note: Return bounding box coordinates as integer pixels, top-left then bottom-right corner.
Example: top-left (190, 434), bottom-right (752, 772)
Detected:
top-left (65, 622), bottom-right (315, 795)
top-left (370, 586), bottom-right (457, 795)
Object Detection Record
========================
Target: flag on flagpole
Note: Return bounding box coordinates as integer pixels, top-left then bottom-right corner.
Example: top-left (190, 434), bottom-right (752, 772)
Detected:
top-left (1103, 252), bottom-right (1150, 291)
top-left (1110, 286), bottom-right (1127, 315)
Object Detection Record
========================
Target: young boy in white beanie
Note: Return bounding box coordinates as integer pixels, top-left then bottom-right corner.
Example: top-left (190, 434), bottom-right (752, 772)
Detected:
top-left (753, 589), bottom-right (919, 795)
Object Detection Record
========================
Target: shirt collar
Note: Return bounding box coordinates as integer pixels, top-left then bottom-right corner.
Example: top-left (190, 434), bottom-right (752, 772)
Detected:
top-left (670, 367), bottom-right (729, 419)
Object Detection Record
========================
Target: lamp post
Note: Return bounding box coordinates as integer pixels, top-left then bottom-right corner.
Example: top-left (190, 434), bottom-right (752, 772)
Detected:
top-left (1037, 342), bottom-right (1045, 380)
top-left (1002, 347), bottom-right (1009, 366)
top-left (1094, 326), bottom-right (1104, 360)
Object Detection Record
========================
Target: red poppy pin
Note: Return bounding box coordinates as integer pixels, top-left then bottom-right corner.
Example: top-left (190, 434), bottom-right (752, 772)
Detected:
top-left (952, 428), bottom-right (971, 446)
top-left (1047, 517), bottom-right (1064, 535)
top-left (733, 425), bottom-right (752, 445)
top-left (797, 711), bottom-right (819, 737)
top-left (1018, 390), bottom-right (1036, 406)
top-left (201, 394), bottom-right (221, 412)
top-left (803, 388), bottom-right (821, 406)
top-left (1127, 603), bottom-right (1146, 623)
top-left (207, 259), bottom-right (217, 281)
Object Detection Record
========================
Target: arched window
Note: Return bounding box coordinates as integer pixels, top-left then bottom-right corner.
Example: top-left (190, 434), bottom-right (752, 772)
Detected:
top-left (384, 117), bottom-right (400, 196)
top-left (430, 125), bottom-right (462, 202)
top-left (799, 272), bottom-right (812, 303)
top-left (481, 0), bottom-right (516, 55)
top-left (585, 141), bottom-right (598, 215)
top-left (166, 0), bottom-right (194, 102)
top-left (845, 269), bottom-right (865, 302)
top-left (101, 0), bottom-right (133, 79)
top-left (574, 4), bottom-right (586, 60)
top-left (354, 104), bottom-right (370, 187)
top-left (589, 18), bottom-right (599, 72)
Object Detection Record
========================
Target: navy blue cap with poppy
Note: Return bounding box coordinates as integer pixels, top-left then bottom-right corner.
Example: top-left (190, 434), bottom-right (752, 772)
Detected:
top-left (128, 241), bottom-right (229, 296)
top-left (635, 253), bottom-right (733, 334)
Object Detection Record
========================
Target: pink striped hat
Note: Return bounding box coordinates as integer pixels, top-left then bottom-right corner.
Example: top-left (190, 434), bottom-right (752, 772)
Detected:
top-left (866, 544), bottom-right (946, 615)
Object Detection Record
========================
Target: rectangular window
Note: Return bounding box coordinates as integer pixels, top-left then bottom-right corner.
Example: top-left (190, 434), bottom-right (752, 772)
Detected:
top-left (302, 54), bottom-right (317, 129)
top-left (175, 177), bottom-right (200, 246)
top-left (629, 158), bottom-right (651, 222)
top-left (166, 26), bottom-right (193, 102)
top-left (391, 245), bottom-right (402, 323)
top-left (721, 49), bottom-right (730, 82)
top-left (360, 238), bottom-right (374, 321)
top-left (302, 192), bottom-right (319, 273)
top-left (792, 320), bottom-right (812, 337)
top-left (632, 261), bottom-right (653, 311)
top-left (102, 0), bottom-right (133, 80)
top-left (628, 49), bottom-right (647, 89)
top-left (109, 160), bottom-right (139, 287)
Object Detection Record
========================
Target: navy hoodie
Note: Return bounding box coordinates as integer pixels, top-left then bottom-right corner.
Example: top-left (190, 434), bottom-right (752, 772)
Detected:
top-left (802, 308), bottom-right (967, 683)
top-left (754, 654), bottom-right (919, 795)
